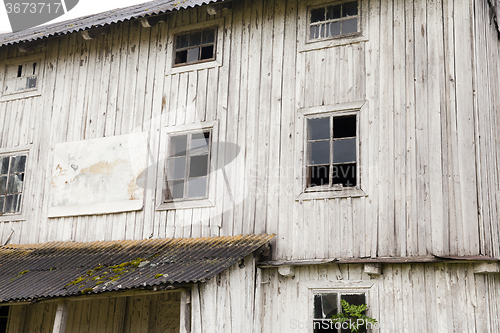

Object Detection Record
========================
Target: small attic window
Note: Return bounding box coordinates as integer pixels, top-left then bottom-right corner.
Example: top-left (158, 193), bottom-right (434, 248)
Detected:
top-left (308, 1), bottom-right (360, 41)
top-left (0, 55), bottom-right (43, 101)
top-left (174, 28), bottom-right (216, 66)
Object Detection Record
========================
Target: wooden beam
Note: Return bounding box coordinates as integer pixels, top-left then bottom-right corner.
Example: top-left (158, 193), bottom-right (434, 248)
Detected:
top-left (364, 263), bottom-right (383, 276)
top-left (180, 289), bottom-right (191, 333)
top-left (81, 26), bottom-right (110, 40)
top-left (52, 301), bottom-right (69, 333)
top-left (277, 265), bottom-right (295, 278)
top-left (474, 262), bottom-right (500, 274)
top-left (17, 40), bottom-right (45, 52)
top-left (140, 14), bottom-right (168, 28)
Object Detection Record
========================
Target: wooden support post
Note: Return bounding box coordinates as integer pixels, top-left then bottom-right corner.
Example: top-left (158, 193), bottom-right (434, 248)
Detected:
top-left (180, 289), bottom-right (191, 333)
top-left (52, 301), bottom-right (69, 333)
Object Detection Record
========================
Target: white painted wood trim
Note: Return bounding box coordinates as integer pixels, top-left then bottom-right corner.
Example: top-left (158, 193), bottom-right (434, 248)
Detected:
top-left (166, 18), bottom-right (225, 75)
top-left (299, 100), bottom-right (366, 116)
top-left (156, 198), bottom-right (214, 211)
top-left (307, 280), bottom-right (376, 289)
top-left (52, 301), bottom-right (69, 333)
top-left (180, 289), bottom-right (192, 333)
top-left (297, 0), bottom-right (369, 53)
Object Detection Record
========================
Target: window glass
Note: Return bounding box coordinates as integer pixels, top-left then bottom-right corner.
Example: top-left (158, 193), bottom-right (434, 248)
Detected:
top-left (309, 1), bottom-right (359, 41)
top-left (313, 292), bottom-right (367, 333)
top-left (0, 305), bottom-right (8, 333)
top-left (0, 154), bottom-right (27, 215)
top-left (175, 29), bottom-right (216, 66)
top-left (166, 131), bottom-right (211, 201)
top-left (306, 115), bottom-right (357, 188)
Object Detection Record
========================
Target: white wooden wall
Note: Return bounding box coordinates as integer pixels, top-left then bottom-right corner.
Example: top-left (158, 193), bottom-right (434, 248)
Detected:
top-left (0, 0), bottom-right (497, 260)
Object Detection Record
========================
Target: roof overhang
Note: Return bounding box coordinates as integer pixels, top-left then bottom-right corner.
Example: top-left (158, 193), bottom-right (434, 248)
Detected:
top-left (0, 234), bottom-right (273, 304)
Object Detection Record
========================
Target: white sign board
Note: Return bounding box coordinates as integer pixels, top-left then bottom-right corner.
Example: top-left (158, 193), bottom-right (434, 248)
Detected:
top-left (49, 132), bottom-right (148, 217)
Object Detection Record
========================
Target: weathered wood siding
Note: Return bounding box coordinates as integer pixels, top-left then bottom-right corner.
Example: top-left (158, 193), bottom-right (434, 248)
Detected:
top-left (259, 263), bottom-right (500, 333)
top-left (0, 0), bottom-right (495, 259)
top-left (472, 0), bottom-right (500, 258)
top-left (7, 292), bottom-right (180, 333)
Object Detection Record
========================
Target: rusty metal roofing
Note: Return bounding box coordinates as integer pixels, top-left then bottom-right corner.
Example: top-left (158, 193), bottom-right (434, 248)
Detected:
top-left (0, 234), bottom-right (273, 303)
top-left (0, 0), bottom-right (226, 47)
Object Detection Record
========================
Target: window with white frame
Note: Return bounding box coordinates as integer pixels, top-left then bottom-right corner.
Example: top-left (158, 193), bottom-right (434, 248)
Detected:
top-left (0, 153), bottom-right (27, 215)
top-left (306, 114), bottom-right (357, 189)
top-left (308, 1), bottom-right (359, 41)
top-left (0, 306), bottom-right (9, 333)
top-left (0, 54), bottom-right (44, 102)
top-left (313, 291), bottom-right (367, 333)
top-left (174, 28), bottom-right (217, 66)
top-left (165, 130), bottom-right (211, 201)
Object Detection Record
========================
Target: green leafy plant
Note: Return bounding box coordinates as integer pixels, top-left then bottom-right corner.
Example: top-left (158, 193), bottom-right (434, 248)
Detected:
top-left (330, 300), bottom-right (377, 333)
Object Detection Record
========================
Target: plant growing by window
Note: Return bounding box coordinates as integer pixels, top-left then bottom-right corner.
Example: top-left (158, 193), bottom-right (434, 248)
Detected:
top-left (330, 299), bottom-right (377, 333)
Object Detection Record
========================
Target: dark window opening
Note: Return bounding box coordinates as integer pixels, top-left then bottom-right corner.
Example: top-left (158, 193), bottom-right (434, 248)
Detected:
top-left (32, 62), bottom-right (37, 75)
top-left (313, 293), bottom-right (367, 333)
top-left (0, 154), bottom-right (27, 215)
top-left (17, 65), bottom-right (22, 77)
top-left (0, 306), bottom-right (9, 333)
top-left (306, 114), bottom-right (357, 189)
top-left (309, 1), bottom-right (359, 40)
top-left (174, 29), bottom-right (216, 66)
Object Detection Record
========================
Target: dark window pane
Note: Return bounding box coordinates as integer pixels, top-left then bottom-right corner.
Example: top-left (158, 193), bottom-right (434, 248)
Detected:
top-left (167, 180), bottom-right (184, 199)
top-left (342, 1), bottom-right (358, 16)
top-left (27, 76), bottom-right (37, 89)
top-left (0, 318), bottom-right (7, 333)
top-left (187, 177), bottom-right (207, 198)
top-left (341, 293), bottom-right (365, 307)
top-left (11, 155), bottom-right (26, 173)
top-left (175, 50), bottom-right (187, 64)
top-left (0, 196), bottom-right (4, 214)
top-left (0, 157), bottom-right (9, 175)
top-left (313, 320), bottom-right (336, 332)
top-left (5, 194), bottom-right (21, 213)
top-left (167, 157), bottom-right (186, 180)
top-left (202, 29), bottom-right (215, 43)
top-left (170, 135), bottom-right (187, 157)
top-left (314, 294), bottom-right (324, 319)
top-left (333, 116), bottom-right (356, 138)
top-left (309, 141), bottom-right (330, 165)
top-left (7, 174), bottom-right (24, 194)
top-left (309, 165), bottom-right (330, 187)
top-left (191, 132), bottom-right (210, 155)
top-left (200, 45), bottom-right (214, 60)
top-left (328, 21), bottom-right (341, 37)
top-left (176, 34), bottom-right (189, 49)
top-left (308, 117), bottom-right (330, 140)
top-left (320, 24), bottom-right (326, 38)
top-left (187, 48), bottom-right (200, 63)
top-left (310, 25), bottom-right (320, 39)
top-left (327, 4), bottom-right (341, 19)
top-left (189, 155), bottom-right (209, 178)
top-left (17, 65), bottom-right (22, 77)
top-left (333, 138), bottom-right (356, 163)
top-left (342, 18), bottom-right (358, 34)
top-left (0, 305), bottom-right (8, 316)
top-left (332, 163), bottom-right (356, 187)
top-left (311, 7), bottom-right (325, 23)
top-left (0, 176), bottom-right (6, 193)
top-left (189, 32), bottom-right (202, 46)
top-left (320, 294), bottom-right (338, 318)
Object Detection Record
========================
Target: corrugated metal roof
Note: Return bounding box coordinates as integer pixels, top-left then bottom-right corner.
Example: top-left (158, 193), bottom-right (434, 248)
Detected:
top-left (0, 0), bottom-right (226, 47)
top-left (0, 234), bottom-right (273, 303)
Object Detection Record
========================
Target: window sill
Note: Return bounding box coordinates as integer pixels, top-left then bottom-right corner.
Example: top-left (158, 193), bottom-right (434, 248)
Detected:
top-left (299, 34), bottom-right (368, 53)
top-left (157, 198), bottom-right (214, 211)
top-left (0, 90), bottom-right (41, 102)
top-left (296, 187), bottom-right (367, 201)
top-left (167, 59), bottom-right (221, 75)
top-left (0, 214), bottom-right (25, 222)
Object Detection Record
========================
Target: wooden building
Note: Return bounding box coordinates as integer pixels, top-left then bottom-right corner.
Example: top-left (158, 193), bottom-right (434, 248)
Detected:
top-left (0, 0), bottom-right (499, 331)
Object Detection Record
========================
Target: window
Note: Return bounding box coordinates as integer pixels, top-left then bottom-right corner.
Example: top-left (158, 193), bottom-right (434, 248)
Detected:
top-left (174, 29), bottom-right (216, 66)
top-left (313, 292), bottom-right (367, 333)
top-left (0, 154), bottom-right (27, 215)
top-left (0, 306), bottom-right (9, 333)
top-left (309, 1), bottom-right (359, 41)
top-left (306, 114), bottom-right (357, 189)
top-left (0, 54), bottom-right (44, 102)
top-left (166, 131), bottom-right (211, 201)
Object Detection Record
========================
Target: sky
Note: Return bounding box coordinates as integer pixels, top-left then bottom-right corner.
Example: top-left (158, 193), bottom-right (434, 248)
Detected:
top-left (0, 0), bottom-right (149, 33)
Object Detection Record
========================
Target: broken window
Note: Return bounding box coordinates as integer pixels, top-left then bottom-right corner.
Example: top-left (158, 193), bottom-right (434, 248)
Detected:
top-left (0, 154), bottom-right (27, 215)
top-left (3, 61), bottom-right (38, 95)
top-left (306, 114), bottom-right (357, 188)
top-left (0, 306), bottom-right (9, 333)
top-left (309, 1), bottom-right (359, 41)
top-left (166, 131), bottom-right (211, 201)
top-left (313, 292), bottom-right (367, 333)
top-left (174, 29), bottom-right (216, 66)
